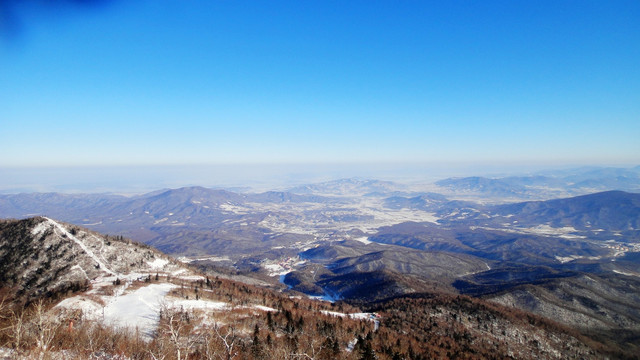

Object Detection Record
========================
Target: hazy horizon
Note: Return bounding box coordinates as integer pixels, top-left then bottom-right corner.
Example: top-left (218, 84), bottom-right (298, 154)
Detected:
top-left (0, 162), bottom-right (638, 195)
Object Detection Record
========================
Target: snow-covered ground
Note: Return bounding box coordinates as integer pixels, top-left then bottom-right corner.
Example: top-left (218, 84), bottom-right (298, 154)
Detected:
top-left (555, 255), bottom-right (602, 263)
top-left (264, 264), bottom-right (291, 276)
top-left (147, 258), bottom-right (169, 269)
top-left (308, 290), bottom-right (341, 303)
top-left (354, 237), bottom-right (372, 245)
top-left (613, 270), bottom-right (640, 277)
top-left (522, 225), bottom-right (586, 239)
top-left (56, 282), bottom-right (175, 339)
top-left (57, 276), bottom-right (276, 341)
top-left (248, 197), bottom-right (440, 239)
top-left (470, 224), bottom-right (586, 239)
top-left (178, 256), bottom-right (231, 263)
top-left (104, 283), bottom-right (177, 337)
top-left (262, 257), bottom-right (306, 277)
top-left (320, 311), bottom-right (379, 330)
top-left (218, 203), bottom-right (249, 214)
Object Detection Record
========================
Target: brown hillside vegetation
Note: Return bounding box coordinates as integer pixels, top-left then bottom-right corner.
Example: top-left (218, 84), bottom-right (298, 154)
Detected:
top-left (365, 293), bottom-right (635, 360)
top-left (0, 275), bottom-right (625, 359)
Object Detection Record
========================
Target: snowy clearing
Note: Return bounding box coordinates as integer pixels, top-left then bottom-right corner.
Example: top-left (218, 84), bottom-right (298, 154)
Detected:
top-left (178, 256), bottom-right (231, 263)
top-left (320, 311), bottom-right (380, 330)
top-left (354, 237), bottom-right (372, 245)
top-left (263, 264), bottom-right (291, 276)
top-left (147, 258), bottom-right (169, 269)
top-left (555, 255), bottom-right (602, 263)
top-left (103, 283), bottom-right (177, 337)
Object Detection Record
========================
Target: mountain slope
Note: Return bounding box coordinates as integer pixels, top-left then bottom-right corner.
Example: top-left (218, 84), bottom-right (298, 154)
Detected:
top-left (488, 273), bottom-right (640, 355)
top-left (329, 249), bottom-right (487, 279)
top-left (489, 273), bottom-right (640, 330)
top-left (367, 294), bottom-right (613, 359)
top-left (492, 190), bottom-right (640, 231)
top-left (0, 217), bottom-right (182, 301)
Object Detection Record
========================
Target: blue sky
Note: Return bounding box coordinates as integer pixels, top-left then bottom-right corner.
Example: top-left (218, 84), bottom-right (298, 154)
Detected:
top-left (1, 0), bottom-right (639, 168)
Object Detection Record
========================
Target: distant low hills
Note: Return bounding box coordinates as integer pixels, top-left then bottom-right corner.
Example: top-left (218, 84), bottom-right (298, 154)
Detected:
top-left (436, 176), bottom-right (529, 198)
top-left (290, 240), bottom-right (489, 301)
top-left (288, 178), bottom-right (406, 196)
top-left (491, 190), bottom-right (640, 231)
top-left (434, 166), bottom-right (640, 201)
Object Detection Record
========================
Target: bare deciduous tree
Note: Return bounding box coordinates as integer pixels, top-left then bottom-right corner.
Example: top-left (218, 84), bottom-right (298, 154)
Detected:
top-left (30, 299), bottom-right (60, 359)
top-left (209, 322), bottom-right (238, 360)
top-left (157, 302), bottom-right (199, 360)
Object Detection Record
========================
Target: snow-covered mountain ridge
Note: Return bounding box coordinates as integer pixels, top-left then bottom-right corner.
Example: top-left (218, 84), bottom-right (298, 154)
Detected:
top-left (0, 217), bottom-right (185, 301)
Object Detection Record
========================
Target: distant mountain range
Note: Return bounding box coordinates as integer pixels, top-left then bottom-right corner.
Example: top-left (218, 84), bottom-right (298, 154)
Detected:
top-left (491, 190), bottom-right (640, 231)
top-left (434, 166), bottom-right (640, 200)
top-left (288, 178), bottom-right (406, 196)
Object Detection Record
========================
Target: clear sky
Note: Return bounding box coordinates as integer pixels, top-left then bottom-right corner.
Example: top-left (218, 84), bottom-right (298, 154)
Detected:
top-left (1, 0), bottom-right (639, 168)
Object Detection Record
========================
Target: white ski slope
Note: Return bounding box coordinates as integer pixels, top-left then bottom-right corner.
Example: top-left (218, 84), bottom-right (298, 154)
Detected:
top-left (103, 283), bottom-right (177, 337)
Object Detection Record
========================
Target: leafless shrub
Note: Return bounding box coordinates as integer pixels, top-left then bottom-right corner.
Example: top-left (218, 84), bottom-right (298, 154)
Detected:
top-left (155, 301), bottom-right (200, 360)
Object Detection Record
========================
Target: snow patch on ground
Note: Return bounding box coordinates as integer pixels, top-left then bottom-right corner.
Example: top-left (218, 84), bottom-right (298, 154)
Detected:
top-left (457, 262), bottom-right (491, 277)
top-left (56, 283), bottom-right (178, 340)
top-left (253, 305), bottom-right (277, 312)
top-left (321, 311), bottom-right (380, 330)
top-left (0, 347), bottom-right (17, 358)
top-left (218, 203), bottom-right (249, 214)
top-left (30, 220), bottom-right (50, 236)
top-left (555, 255), bottom-right (580, 263)
top-left (56, 296), bottom-right (104, 320)
top-left (167, 298), bottom-right (228, 312)
top-left (264, 264), bottom-right (290, 276)
top-left (103, 283), bottom-right (177, 338)
top-left (175, 275), bottom-right (207, 281)
top-left (81, 221), bottom-right (103, 226)
top-left (471, 224), bottom-right (586, 239)
top-left (613, 270), bottom-right (640, 277)
top-left (321, 311), bottom-right (373, 320)
top-left (555, 255), bottom-right (603, 263)
top-left (165, 297), bottom-right (277, 314)
top-left (147, 258), bottom-right (169, 269)
top-left (177, 256), bottom-right (231, 263)
top-left (354, 237), bottom-right (372, 245)
top-left (70, 264), bottom-right (89, 280)
top-left (309, 292), bottom-right (340, 303)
